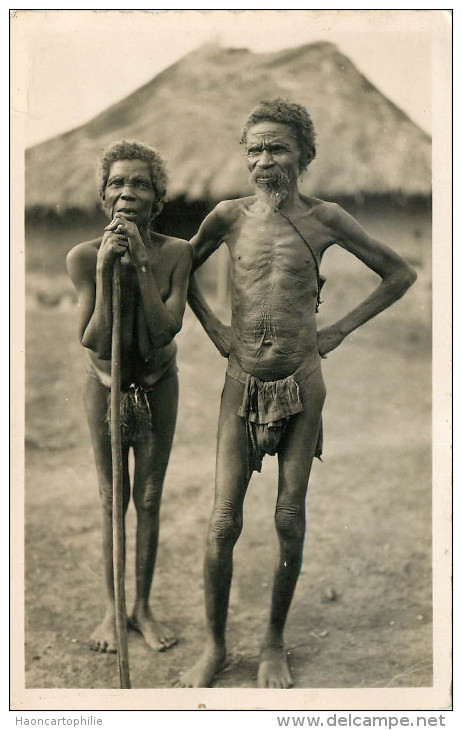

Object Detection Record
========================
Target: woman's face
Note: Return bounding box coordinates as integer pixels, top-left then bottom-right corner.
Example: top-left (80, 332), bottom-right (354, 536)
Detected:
top-left (103, 159), bottom-right (156, 225)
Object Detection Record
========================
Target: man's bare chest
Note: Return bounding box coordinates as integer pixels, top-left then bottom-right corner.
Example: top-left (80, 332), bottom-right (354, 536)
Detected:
top-left (226, 214), bottom-right (331, 282)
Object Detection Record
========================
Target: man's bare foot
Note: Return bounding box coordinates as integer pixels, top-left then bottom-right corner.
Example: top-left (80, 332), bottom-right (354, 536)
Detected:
top-left (89, 610), bottom-right (117, 653)
top-left (177, 644), bottom-right (226, 687)
top-left (258, 646), bottom-right (294, 688)
top-left (129, 607), bottom-right (178, 652)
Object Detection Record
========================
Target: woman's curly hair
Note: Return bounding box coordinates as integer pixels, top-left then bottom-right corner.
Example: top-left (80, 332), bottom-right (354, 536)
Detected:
top-left (97, 140), bottom-right (168, 218)
top-left (241, 98), bottom-right (316, 170)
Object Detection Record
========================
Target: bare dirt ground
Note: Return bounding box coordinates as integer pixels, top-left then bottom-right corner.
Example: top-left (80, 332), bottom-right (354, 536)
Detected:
top-left (23, 209), bottom-right (433, 692)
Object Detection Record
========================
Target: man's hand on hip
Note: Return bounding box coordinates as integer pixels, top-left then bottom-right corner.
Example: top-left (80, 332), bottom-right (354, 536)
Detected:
top-left (317, 326), bottom-right (345, 359)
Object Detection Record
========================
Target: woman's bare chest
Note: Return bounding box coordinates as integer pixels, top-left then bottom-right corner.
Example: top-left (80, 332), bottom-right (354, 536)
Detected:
top-left (119, 255), bottom-right (171, 307)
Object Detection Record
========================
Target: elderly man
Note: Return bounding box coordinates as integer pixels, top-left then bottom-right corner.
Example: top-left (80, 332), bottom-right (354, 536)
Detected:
top-left (180, 99), bottom-right (417, 689)
top-left (67, 140), bottom-right (192, 654)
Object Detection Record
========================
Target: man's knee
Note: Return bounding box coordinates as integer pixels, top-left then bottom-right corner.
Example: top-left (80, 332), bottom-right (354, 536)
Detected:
top-left (208, 503), bottom-right (243, 546)
top-left (275, 502), bottom-right (306, 544)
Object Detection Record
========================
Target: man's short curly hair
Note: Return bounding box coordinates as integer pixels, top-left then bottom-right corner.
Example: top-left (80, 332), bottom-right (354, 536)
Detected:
top-left (241, 99), bottom-right (316, 170)
top-left (97, 140), bottom-right (168, 212)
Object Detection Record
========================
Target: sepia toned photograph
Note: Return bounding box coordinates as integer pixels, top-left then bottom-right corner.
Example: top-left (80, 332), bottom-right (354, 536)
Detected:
top-left (11, 9), bottom-right (451, 711)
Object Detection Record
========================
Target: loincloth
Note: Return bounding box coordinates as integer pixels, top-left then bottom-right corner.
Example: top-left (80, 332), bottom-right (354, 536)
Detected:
top-left (86, 354), bottom-right (177, 446)
top-left (227, 357), bottom-right (323, 477)
top-left (105, 384), bottom-right (154, 446)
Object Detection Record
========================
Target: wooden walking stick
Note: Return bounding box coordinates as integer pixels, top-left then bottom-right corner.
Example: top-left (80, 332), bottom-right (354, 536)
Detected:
top-left (111, 258), bottom-right (131, 688)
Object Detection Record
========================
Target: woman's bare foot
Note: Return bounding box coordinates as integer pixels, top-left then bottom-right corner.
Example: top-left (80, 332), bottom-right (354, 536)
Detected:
top-left (129, 607), bottom-right (178, 652)
top-left (89, 609), bottom-right (117, 653)
top-left (257, 646), bottom-right (294, 688)
top-left (177, 643), bottom-right (226, 687)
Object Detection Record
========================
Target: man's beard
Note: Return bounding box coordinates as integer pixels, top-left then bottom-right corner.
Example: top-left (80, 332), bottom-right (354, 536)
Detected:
top-left (251, 168), bottom-right (291, 209)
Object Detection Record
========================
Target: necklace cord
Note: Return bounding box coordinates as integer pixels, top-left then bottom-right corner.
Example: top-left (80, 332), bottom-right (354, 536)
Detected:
top-left (276, 208), bottom-right (322, 312)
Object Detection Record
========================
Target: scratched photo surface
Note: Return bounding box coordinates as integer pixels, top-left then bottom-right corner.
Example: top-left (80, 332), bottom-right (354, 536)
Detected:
top-left (14, 9), bottom-right (450, 706)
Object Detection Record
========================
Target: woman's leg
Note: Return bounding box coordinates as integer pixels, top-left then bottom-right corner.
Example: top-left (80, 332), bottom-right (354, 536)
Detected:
top-left (84, 376), bottom-right (130, 653)
top-left (130, 373), bottom-right (179, 651)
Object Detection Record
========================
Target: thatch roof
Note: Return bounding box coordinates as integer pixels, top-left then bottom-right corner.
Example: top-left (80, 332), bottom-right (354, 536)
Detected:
top-left (26, 42), bottom-right (431, 212)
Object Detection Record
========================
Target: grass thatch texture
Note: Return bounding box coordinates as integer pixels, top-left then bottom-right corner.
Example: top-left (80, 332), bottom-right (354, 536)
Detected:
top-left (26, 42), bottom-right (431, 213)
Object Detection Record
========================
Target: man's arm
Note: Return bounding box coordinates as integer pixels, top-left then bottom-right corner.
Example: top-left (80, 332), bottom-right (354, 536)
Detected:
top-left (189, 201), bottom-right (232, 266)
top-left (317, 204), bottom-right (417, 357)
top-left (187, 203), bottom-right (235, 357)
top-left (188, 274), bottom-right (232, 357)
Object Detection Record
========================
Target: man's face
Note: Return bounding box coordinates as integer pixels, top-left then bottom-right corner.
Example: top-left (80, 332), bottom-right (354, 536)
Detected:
top-left (244, 122), bottom-right (302, 201)
top-left (103, 159), bottom-right (157, 224)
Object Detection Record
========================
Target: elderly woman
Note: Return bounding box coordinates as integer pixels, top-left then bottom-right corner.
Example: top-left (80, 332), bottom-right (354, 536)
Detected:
top-left (67, 140), bottom-right (192, 653)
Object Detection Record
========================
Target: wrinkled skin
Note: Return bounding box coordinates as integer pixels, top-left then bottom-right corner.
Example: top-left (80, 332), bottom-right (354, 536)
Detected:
top-left (67, 159), bottom-right (192, 654)
top-left (180, 122), bottom-right (417, 688)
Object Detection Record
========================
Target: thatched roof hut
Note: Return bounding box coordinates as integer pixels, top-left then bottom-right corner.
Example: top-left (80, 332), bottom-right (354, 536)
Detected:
top-left (26, 42), bottom-right (431, 213)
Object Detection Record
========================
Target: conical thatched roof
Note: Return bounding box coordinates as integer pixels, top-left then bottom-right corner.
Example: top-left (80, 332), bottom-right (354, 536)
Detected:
top-left (26, 42), bottom-right (431, 213)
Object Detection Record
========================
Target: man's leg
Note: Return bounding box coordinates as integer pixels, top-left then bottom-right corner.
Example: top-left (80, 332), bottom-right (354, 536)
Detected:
top-left (179, 375), bottom-right (251, 687)
top-left (130, 373), bottom-right (179, 651)
top-left (258, 365), bottom-right (326, 688)
top-left (84, 376), bottom-right (131, 653)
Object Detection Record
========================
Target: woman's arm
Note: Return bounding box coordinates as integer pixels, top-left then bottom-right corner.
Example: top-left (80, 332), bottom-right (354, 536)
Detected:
top-left (137, 244), bottom-right (193, 353)
top-left (107, 214), bottom-right (193, 350)
top-left (66, 235), bottom-right (127, 359)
